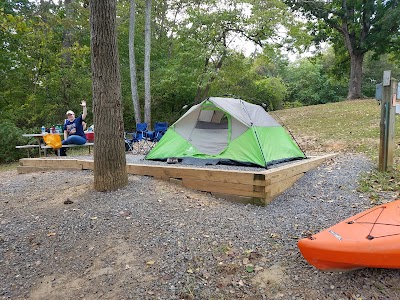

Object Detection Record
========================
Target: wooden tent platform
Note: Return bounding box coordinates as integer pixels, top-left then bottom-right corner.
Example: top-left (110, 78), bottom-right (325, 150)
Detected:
top-left (17, 154), bottom-right (336, 205)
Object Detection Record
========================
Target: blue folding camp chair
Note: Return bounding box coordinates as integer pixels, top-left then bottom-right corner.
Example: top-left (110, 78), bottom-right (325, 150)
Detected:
top-left (147, 122), bottom-right (168, 149)
top-left (125, 123), bottom-right (151, 154)
top-left (153, 122), bottom-right (168, 142)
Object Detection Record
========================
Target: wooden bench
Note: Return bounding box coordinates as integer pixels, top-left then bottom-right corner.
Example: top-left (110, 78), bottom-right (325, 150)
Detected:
top-left (15, 145), bottom-right (41, 158)
top-left (41, 142), bottom-right (94, 156)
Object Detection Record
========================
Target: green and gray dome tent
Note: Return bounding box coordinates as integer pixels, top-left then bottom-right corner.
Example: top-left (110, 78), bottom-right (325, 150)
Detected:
top-left (145, 97), bottom-right (306, 168)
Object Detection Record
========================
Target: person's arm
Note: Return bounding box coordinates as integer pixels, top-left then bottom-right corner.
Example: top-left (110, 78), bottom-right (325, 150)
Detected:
top-left (63, 120), bottom-right (68, 140)
top-left (81, 100), bottom-right (87, 120)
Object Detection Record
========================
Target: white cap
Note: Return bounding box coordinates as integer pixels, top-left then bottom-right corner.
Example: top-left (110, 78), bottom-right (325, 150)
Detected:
top-left (66, 110), bottom-right (75, 115)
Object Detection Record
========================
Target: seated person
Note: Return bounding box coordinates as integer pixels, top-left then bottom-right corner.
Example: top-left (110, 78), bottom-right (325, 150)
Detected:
top-left (60, 100), bottom-right (87, 156)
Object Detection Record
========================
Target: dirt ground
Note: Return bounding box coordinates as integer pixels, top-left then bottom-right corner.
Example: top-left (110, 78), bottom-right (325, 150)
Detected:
top-left (1, 156), bottom-right (400, 300)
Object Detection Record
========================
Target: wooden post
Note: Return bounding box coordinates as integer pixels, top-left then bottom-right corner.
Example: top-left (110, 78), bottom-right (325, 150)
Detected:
top-left (379, 70), bottom-right (397, 171)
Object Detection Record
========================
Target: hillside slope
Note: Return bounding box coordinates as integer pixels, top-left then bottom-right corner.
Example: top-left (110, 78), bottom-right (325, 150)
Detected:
top-left (275, 99), bottom-right (400, 164)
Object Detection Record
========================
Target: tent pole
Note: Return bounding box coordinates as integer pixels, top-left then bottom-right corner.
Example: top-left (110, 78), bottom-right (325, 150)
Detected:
top-left (240, 100), bottom-right (269, 168)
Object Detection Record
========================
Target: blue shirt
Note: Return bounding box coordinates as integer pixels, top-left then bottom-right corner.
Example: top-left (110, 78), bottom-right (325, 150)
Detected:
top-left (64, 115), bottom-right (86, 138)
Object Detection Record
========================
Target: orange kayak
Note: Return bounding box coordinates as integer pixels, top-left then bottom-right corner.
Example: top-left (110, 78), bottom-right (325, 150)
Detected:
top-left (298, 199), bottom-right (400, 271)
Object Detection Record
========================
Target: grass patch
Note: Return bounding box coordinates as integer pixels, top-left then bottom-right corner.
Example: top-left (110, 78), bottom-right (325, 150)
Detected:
top-left (0, 161), bottom-right (19, 172)
top-left (358, 165), bottom-right (400, 204)
top-left (275, 99), bottom-right (400, 199)
top-left (274, 99), bottom-right (390, 159)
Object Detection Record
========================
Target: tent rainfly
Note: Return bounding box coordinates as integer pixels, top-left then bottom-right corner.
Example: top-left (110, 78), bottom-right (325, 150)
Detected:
top-left (145, 97), bottom-right (306, 168)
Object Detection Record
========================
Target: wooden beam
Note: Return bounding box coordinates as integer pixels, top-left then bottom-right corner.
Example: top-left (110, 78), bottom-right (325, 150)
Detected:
top-left (19, 158), bottom-right (83, 169)
top-left (126, 164), bottom-right (265, 186)
top-left (17, 166), bottom-right (83, 174)
top-left (264, 173), bottom-right (305, 205)
top-left (78, 160), bottom-right (94, 170)
top-left (211, 192), bottom-right (266, 206)
top-left (262, 154), bottom-right (336, 185)
top-left (182, 178), bottom-right (265, 198)
top-left (17, 154), bottom-right (334, 204)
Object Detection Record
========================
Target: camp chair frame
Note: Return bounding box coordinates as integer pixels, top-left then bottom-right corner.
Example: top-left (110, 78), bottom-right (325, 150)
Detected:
top-left (125, 122), bottom-right (152, 155)
top-left (147, 122), bottom-right (169, 149)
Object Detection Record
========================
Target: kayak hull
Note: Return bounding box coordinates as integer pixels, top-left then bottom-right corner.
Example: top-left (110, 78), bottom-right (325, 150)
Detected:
top-left (298, 199), bottom-right (400, 271)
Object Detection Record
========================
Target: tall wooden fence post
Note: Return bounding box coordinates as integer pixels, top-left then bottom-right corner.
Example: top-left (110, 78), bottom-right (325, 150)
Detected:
top-left (378, 70), bottom-right (397, 172)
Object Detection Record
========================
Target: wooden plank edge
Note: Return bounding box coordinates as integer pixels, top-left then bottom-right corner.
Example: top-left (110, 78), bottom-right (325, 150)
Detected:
top-left (78, 160), bottom-right (94, 170)
top-left (181, 178), bottom-right (265, 198)
top-left (17, 165), bottom-right (83, 174)
top-left (265, 173), bottom-right (305, 203)
top-left (126, 164), bottom-right (265, 186)
top-left (18, 158), bottom-right (84, 170)
top-left (211, 192), bottom-right (266, 206)
top-left (263, 153), bottom-right (337, 184)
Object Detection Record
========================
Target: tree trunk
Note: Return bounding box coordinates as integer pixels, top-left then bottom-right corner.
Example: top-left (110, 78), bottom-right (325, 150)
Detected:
top-left (129, 0), bottom-right (141, 124)
top-left (90, 0), bottom-right (128, 191)
top-left (347, 52), bottom-right (364, 99)
top-left (340, 17), bottom-right (365, 100)
top-left (144, 0), bottom-right (152, 127)
top-left (62, 0), bottom-right (73, 67)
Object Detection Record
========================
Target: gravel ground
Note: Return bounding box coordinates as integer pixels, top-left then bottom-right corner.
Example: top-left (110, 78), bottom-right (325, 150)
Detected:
top-left (1, 153), bottom-right (400, 300)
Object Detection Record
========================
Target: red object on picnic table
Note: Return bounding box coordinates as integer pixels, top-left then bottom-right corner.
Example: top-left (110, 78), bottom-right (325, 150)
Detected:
top-left (85, 132), bottom-right (94, 142)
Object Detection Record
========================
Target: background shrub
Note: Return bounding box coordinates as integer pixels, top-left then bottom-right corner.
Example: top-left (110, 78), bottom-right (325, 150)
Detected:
top-left (0, 121), bottom-right (26, 163)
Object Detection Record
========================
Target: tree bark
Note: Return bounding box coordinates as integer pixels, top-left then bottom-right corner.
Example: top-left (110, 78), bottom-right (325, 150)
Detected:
top-left (144, 0), bottom-right (152, 127)
top-left (62, 0), bottom-right (73, 67)
top-left (129, 0), bottom-right (141, 124)
top-left (347, 52), bottom-right (364, 99)
top-left (90, 0), bottom-right (128, 191)
top-left (341, 20), bottom-right (365, 100)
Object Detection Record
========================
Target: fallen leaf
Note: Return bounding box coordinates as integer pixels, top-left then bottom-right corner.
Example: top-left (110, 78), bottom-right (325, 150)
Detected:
top-left (47, 232), bottom-right (56, 237)
top-left (146, 260), bottom-right (155, 265)
top-left (245, 265), bottom-right (254, 273)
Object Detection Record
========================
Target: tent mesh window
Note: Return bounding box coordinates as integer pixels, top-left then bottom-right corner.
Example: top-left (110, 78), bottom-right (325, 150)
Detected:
top-left (196, 110), bottom-right (228, 129)
top-left (191, 109), bottom-right (230, 155)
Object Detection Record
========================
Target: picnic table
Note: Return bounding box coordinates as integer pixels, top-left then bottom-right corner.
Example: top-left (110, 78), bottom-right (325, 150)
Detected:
top-left (17, 133), bottom-right (94, 157)
top-left (19, 133), bottom-right (62, 157)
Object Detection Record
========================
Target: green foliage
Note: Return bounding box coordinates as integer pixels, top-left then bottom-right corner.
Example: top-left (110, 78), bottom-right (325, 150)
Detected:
top-left (210, 53), bottom-right (287, 109)
top-left (285, 0), bottom-right (400, 56)
top-left (253, 77), bottom-right (287, 110)
top-left (0, 1), bottom-right (92, 129)
top-left (283, 100), bottom-right (303, 109)
top-left (0, 120), bottom-right (26, 163)
top-left (362, 53), bottom-right (400, 98)
top-left (1, 0), bottom-right (399, 137)
top-left (283, 57), bottom-right (346, 104)
top-left (284, 0), bottom-right (400, 99)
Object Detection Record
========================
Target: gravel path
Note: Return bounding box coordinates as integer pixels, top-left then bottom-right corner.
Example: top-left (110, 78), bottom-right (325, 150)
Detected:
top-left (1, 153), bottom-right (399, 299)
